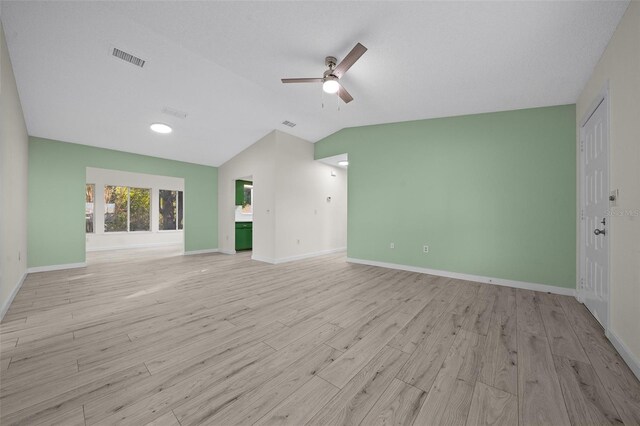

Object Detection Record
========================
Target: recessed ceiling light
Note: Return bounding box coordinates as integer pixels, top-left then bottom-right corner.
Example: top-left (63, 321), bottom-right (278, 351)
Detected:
top-left (150, 123), bottom-right (172, 134)
top-left (338, 160), bottom-right (349, 166)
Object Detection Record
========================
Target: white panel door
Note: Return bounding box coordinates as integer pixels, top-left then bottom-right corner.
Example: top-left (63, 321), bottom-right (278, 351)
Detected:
top-left (581, 98), bottom-right (609, 329)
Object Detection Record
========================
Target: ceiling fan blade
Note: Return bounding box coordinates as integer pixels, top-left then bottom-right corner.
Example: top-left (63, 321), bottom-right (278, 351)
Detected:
top-left (281, 78), bottom-right (323, 84)
top-left (333, 43), bottom-right (367, 79)
top-left (337, 84), bottom-right (354, 103)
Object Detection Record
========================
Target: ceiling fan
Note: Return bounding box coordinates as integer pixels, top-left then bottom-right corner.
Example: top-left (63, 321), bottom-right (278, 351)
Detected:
top-left (281, 43), bottom-right (367, 104)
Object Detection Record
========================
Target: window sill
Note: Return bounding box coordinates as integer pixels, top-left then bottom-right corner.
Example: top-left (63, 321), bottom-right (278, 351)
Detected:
top-left (99, 231), bottom-right (153, 234)
top-left (88, 230), bottom-right (183, 235)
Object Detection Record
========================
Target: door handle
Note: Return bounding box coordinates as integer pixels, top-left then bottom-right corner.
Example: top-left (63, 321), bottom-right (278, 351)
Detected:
top-left (594, 228), bottom-right (606, 236)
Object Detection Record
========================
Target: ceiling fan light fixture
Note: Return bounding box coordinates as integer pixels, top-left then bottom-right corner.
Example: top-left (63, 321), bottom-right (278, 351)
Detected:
top-left (322, 77), bottom-right (340, 94)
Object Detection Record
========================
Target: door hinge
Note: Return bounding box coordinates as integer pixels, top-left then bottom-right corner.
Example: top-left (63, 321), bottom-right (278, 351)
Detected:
top-left (580, 277), bottom-right (585, 289)
top-left (579, 139), bottom-right (584, 152)
top-left (580, 209), bottom-right (585, 221)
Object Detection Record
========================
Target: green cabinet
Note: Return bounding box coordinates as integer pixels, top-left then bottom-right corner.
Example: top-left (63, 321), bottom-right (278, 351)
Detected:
top-left (235, 222), bottom-right (252, 251)
top-left (235, 180), bottom-right (252, 205)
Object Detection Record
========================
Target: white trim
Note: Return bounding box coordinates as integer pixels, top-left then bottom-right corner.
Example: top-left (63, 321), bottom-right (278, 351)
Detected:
top-left (183, 248), bottom-right (219, 256)
top-left (251, 254), bottom-right (276, 264)
top-left (346, 257), bottom-right (577, 297)
top-left (608, 330), bottom-right (640, 381)
top-left (219, 249), bottom-right (237, 255)
top-left (27, 262), bottom-right (87, 273)
top-left (86, 242), bottom-right (182, 252)
top-left (0, 272), bottom-right (27, 321)
top-left (251, 247), bottom-right (347, 265)
top-left (579, 80), bottom-right (609, 127)
top-left (273, 247), bottom-right (347, 264)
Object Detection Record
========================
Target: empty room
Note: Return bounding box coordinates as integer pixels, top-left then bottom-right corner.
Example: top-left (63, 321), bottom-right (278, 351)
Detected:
top-left (1, 1), bottom-right (639, 425)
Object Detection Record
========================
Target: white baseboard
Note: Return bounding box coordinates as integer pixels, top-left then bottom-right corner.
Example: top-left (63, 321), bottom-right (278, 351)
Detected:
top-left (86, 242), bottom-right (182, 252)
top-left (273, 247), bottom-right (347, 264)
top-left (251, 254), bottom-right (275, 264)
top-left (27, 262), bottom-right (87, 273)
top-left (607, 329), bottom-right (640, 381)
top-left (0, 272), bottom-right (27, 321)
top-left (346, 257), bottom-right (577, 297)
top-left (252, 247), bottom-right (347, 265)
top-left (219, 249), bottom-right (237, 255)
top-left (184, 248), bottom-right (219, 256)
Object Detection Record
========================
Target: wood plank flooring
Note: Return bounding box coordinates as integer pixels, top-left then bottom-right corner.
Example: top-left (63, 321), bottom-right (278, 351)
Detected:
top-left (1, 247), bottom-right (639, 425)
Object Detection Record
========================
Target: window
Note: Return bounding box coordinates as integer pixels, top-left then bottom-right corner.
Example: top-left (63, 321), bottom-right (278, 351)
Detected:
top-left (104, 186), bottom-right (128, 232)
top-left (104, 186), bottom-right (151, 232)
top-left (177, 191), bottom-right (184, 230)
top-left (86, 184), bottom-right (95, 233)
top-left (129, 188), bottom-right (151, 231)
top-left (159, 189), bottom-right (184, 230)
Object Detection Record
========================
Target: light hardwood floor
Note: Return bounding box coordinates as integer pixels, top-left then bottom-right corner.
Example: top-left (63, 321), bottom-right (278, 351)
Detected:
top-left (1, 248), bottom-right (639, 425)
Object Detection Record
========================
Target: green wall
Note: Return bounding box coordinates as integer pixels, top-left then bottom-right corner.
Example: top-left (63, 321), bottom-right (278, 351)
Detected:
top-left (315, 105), bottom-right (576, 288)
top-left (28, 137), bottom-right (218, 267)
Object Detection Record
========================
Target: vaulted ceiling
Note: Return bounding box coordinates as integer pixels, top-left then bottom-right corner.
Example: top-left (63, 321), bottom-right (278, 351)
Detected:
top-left (1, 1), bottom-right (629, 166)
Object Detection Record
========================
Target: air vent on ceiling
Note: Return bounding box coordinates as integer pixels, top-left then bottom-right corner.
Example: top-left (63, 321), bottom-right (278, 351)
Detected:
top-left (162, 107), bottom-right (188, 119)
top-left (282, 120), bottom-right (296, 128)
top-left (112, 47), bottom-right (146, 68)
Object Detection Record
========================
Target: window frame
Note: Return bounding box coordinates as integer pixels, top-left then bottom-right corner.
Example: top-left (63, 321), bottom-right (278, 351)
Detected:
top-left (128, 187), bottom-right (152, 232)
top-left (85, 183), bottom-right (95, 234)
top-left (103, 185), bottom-right (152, 233)
top-left (158, 189), bottom-right (184, 232)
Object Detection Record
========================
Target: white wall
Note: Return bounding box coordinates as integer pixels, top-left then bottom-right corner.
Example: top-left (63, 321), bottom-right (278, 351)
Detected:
top-left (274, 132), bottom-right (347, 261)
top-left (577, 2), bottom-right (640, 376)
top-left (217, 130), bottom-right (347, 263)
top-left (0, 20), bottom-right (29, 320)
top-left (218, 131), bottom-right (277, 258)
top-left (86, 167), bottom-right (184, 251)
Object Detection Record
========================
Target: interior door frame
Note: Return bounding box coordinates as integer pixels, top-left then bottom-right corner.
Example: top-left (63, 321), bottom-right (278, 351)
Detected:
top-left (577, 81), bottom-right (611, 335)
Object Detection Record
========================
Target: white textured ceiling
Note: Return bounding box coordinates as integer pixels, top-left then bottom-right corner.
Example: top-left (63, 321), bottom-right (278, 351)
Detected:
top-left (1, 1), bottom-right (629, 167)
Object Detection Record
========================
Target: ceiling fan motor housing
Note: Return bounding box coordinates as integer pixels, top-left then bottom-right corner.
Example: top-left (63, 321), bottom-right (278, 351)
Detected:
top-left (325, 56), bottom-right (337, 69)
top-left (323, 70), bottom-right (338, 80)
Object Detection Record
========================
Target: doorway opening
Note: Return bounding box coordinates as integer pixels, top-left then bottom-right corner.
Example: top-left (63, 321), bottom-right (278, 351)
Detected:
top-left (234, 176), bottom-right (253, 252)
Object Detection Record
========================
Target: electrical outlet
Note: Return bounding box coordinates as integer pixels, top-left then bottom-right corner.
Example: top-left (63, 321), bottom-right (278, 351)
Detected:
top-left (423, 245), bottom-right (429, 253)
top-left (390, 242), bottom-right (395, 249)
